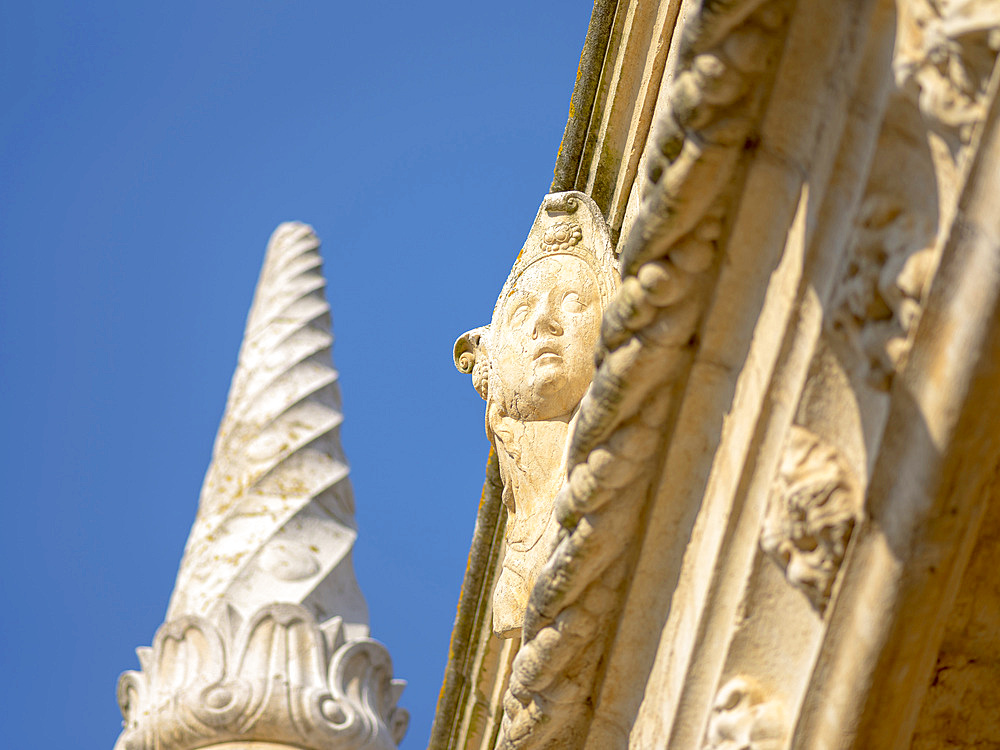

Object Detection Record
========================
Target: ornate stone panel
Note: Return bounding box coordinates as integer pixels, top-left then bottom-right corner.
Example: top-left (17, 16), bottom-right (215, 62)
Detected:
top-left (760, 426), bottom-right (862, 612)
top-left (116, 603), bottom-right (407, 750)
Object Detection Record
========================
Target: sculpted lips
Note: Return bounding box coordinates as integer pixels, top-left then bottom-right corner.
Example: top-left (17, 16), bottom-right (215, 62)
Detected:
top-left (533, 343), bottom-right (562, 362)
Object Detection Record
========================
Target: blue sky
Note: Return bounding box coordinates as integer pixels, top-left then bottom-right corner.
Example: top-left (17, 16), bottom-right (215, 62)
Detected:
top-left (0, 2), bottom-right (590, 746)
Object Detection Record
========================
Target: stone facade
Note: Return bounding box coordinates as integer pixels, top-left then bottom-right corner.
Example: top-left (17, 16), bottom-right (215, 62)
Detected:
top-left (432, 1), bottom-right (1000, 749)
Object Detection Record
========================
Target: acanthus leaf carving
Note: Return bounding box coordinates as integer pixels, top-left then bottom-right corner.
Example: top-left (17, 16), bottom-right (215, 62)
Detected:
top-left (894, 0), bottom-right (1000, 153)
top-left (760, 426), bottom-right (862, 611)
top-left (116, 602), bottom-right (408, 750)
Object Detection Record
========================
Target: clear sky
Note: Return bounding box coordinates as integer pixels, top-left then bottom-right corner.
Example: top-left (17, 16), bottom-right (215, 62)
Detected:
top-left (0, 2), bottom-right (591, 747)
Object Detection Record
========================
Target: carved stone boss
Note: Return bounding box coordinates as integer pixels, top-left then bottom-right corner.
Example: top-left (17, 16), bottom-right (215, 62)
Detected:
top-left (116, 224), bottom-right (407, 750)
top-left (760, 426), bottom-right (863, 612)
top-left (455, 191), bottom-right (619, 637)
top-left (703, 677), bottom-right (786, 750)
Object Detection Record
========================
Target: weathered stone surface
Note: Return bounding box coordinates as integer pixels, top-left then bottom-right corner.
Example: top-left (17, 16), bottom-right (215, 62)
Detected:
top-left (117, 224), bottom-right (406, 750)
top-left (436, 1), bottom-right (1000, 750)
top-left (455, 192), bottom-right (619, 637)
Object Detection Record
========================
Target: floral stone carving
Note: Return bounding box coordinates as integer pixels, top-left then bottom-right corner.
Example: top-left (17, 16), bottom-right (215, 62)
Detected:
top-left (894, 0), bottom-right (1000, 153)
top-left (828, 179), bottom-right (936, 390)
top-left (454, 191), bottom-right (619, 637)
top-left (116, 603), bottom-right (408, 750)
top-left (703, 677), bottom-right (786, 750)
top-left (760, 426), bottom-right (863, 611)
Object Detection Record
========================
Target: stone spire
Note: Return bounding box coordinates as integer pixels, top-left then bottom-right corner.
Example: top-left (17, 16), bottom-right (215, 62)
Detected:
top-left (115, 223), bottom-right (407, 750)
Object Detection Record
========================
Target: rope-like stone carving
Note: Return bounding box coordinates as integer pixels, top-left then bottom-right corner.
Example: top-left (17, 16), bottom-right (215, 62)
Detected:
top-left (168, 223), bottom-right (369, 633)
top-left (499, 1), bottom-right (795, 746)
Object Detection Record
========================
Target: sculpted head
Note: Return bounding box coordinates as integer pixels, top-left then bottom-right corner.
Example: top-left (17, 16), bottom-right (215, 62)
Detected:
top-left (453, 192), bottom-right (618, 636)
top-left (490, 252), bottom-right (603, 422)
top-left (455, 195), bottom-right (618, 429)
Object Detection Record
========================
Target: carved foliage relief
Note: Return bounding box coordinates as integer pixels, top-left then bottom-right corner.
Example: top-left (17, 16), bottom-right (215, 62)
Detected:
top-left (116, 603), bottom-right (408, 750)
top-left (760, 427), bottom-right (862, 611)
top-left (703, 677), bottom-right (786, 750)
top-left (828, 164), bottom-right (937, 390)
top-left (830, 1), bottom-right (1000, 390)
top-left (894, 0), bottom-right (1000, 152)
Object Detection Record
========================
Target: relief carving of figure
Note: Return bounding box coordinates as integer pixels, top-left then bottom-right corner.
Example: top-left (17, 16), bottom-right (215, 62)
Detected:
top-left (455, 192), bottom-right (619, 637)
top-left (760, 426), bottom-right (863, 611)
top-left (703, 676), bottom-right (786, 750)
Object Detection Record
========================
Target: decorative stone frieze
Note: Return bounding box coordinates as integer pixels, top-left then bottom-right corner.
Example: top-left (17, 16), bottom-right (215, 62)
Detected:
top-left (760, 426), bottom-right (862, 611)
top-left (116, 603), bottom-right (407, 750)
top-left (433, 1), bottom-right (1000, 749)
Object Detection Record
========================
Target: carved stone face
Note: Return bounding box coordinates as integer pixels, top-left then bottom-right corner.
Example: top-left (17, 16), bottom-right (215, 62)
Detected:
top-left (492, 254), bottom-right (602, 422)
top-left (760, 426), bottom-right (861, 611)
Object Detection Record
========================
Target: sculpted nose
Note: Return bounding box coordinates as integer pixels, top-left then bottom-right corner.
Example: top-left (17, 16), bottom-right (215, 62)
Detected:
top-left (531, 311), bottom-right (563, 339)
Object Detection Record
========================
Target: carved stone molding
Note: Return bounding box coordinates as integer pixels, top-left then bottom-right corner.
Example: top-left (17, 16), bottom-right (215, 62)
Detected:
top-left (760, 426), bottom-right (862, 611)
top-left (703, 677), bottom-right (786, 750)
top-left (894, 0), bottom-right (1000, 152)
top-left (116, 603), bottom-right (408, 750)
top-left (496, 1), bottom-right (796, 746)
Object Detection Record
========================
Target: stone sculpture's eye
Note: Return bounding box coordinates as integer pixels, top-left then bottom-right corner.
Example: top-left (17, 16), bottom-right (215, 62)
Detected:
top-left (562, 291), bottom-right (586, 313)
top-left (510, 302), bottom-right (530, 328)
